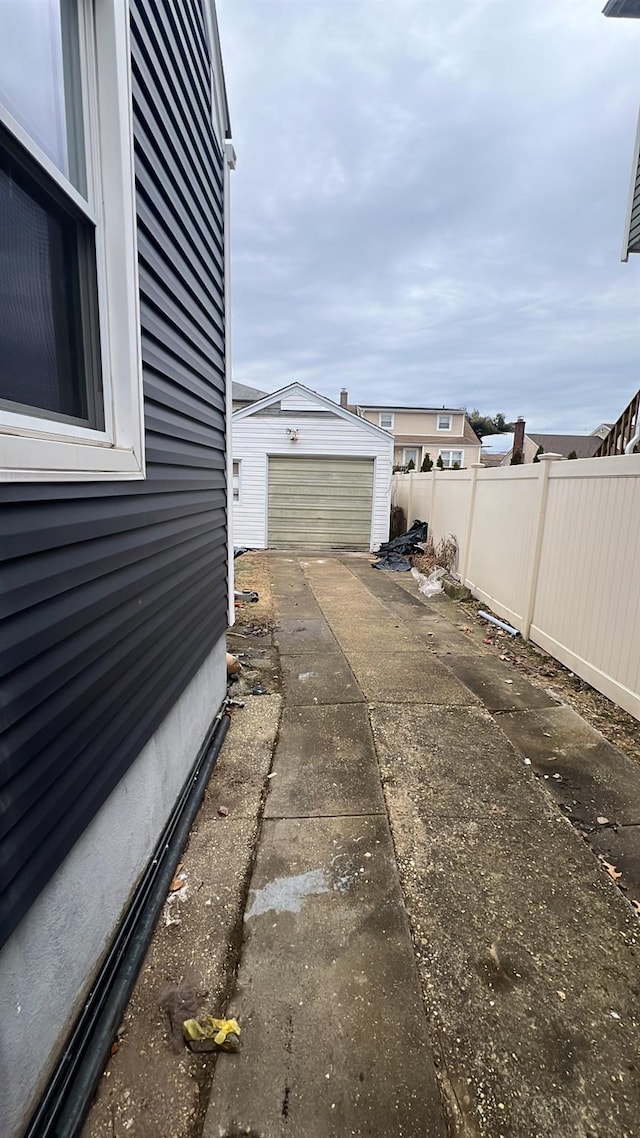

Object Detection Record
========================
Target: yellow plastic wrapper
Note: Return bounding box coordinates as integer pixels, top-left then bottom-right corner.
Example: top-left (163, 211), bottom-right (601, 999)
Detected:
top-left (183, 1015), bottom-right (242, 1053)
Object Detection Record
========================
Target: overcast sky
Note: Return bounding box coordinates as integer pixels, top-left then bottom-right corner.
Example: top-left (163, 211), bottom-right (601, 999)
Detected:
top-left (217, 0), bottom-right (640, 432)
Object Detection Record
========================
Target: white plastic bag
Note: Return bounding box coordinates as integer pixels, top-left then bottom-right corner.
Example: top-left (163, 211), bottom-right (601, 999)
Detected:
top-left (410, 565), bottom-right (446, 598)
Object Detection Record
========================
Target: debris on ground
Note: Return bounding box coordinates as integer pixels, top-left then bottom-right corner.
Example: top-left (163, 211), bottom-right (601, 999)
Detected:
top-left (458, 595), bottom-right (640, 765)
top-left (235, 589), bottom-right (259, 604)
top-left (411, 565), bottom-right (446, 597)
top-left (218, 806), bottom-right (229, 817)
top-left (163, 875), bottom-right (190, 926)
top-left (372, 550), bottom-right (413, 572)
top-left (411, 534), bottom-right (458, 576)
top-left (226, 652), bottom-right (241, 676)
top-left (183, 1016), bottom-right (242, 1053)
top-left (372, 520), bottom-right (429, 570)
top-left (601, 859), bottom-right (623, 882)
top-left (168, 863), bottom-right (186, 893)
top-left (377, 519), bottom-right (429, 557)
top-left (478, 610), bottom-right (519, 636)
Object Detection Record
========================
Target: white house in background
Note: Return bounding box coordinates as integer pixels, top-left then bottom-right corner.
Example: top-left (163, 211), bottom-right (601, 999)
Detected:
top-left (232, 383), bottom-right (393, 551)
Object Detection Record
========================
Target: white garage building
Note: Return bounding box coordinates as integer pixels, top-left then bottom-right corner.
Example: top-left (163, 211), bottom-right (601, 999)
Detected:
top-left (232, 383), bottom-right (393, 551)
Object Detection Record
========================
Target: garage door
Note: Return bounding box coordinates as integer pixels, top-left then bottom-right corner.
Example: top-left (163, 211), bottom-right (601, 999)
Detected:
top-left (268, 456), bottom-right (374, 550)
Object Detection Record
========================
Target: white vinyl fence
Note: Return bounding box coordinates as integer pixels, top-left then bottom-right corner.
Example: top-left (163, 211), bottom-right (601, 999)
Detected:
top-left (392, 454), bottom-right (640, 721)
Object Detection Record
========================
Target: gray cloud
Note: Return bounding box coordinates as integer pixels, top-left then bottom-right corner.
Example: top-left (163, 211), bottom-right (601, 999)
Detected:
top-left (217, 0), bottom-right (640, 431)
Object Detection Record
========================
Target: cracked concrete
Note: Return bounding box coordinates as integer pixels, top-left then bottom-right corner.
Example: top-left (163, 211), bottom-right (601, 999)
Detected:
top-left (204, 553), bottom-right (640, 1138)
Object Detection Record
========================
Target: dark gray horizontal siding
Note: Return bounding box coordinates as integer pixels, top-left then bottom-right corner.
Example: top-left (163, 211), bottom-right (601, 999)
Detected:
top-left (0, 0), bottom-right (227, 947)
top-left (626, 126), bottom-right (640, 255)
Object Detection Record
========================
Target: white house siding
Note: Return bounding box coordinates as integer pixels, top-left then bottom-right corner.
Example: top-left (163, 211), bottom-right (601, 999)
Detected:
top-left (233, 391), bottom-right (392, 551)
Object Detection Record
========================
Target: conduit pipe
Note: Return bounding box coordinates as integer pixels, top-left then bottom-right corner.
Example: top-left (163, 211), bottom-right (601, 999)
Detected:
top-left (478, 610), bottom-right (520, 637)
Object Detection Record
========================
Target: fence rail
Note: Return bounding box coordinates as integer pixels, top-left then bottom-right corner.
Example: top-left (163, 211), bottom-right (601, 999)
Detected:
top-left (392, 454), bottom-right (640, 721)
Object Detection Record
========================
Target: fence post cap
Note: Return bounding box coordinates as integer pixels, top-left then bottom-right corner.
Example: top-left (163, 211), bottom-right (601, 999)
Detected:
top-left (538, 453), bottom-right (564, 462)
top-left (471, 462), bottom-right (486, 468)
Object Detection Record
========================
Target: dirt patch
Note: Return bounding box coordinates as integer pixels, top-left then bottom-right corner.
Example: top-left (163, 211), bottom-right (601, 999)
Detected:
top-left (233, 553), bottom-right (275, 634)
top-left (81, 695), bottom-right (281, 1138)
top-left (228, 554), bottom-right (279, 700)
top-left (458, 595), bottom-right (640, 765)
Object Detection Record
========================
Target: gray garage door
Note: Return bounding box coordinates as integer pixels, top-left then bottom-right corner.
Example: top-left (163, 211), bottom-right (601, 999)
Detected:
top-left (268, 456), bottom-right (374, 550)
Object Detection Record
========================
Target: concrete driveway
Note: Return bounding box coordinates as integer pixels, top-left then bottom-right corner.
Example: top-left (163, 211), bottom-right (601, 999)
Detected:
top-left (204, 554), bottom-right (640, 1138)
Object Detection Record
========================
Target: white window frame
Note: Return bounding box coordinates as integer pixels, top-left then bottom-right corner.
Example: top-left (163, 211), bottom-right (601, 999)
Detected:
top-left (439, 449), bottom-right (464, 469)
top-left (402, 448), bottom-right (419, 467)
top-left (232, 459), bottom-right (241, 503)
top-left (0, 0), bottom-right (144, 482)
top-left (379, 412), bottom-right (394, 430)
top-left (437, 414), bottom-right (452, 432)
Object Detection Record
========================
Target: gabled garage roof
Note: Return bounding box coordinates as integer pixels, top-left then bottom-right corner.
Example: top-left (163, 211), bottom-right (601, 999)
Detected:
top-left (232, 382), bottom-right (394, 441)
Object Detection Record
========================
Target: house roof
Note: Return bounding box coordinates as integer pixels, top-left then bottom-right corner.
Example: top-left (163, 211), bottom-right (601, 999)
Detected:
top-left (463, 420), bottom-right (482, 444)
top-left (527, 433), bottom-right (602, 459)
top-left (358, 404), bottom-right (464, 413)
top-left (232, 381), bottom-right (268, 403)
top-left (394, 435), bottom-right (470, 448)
top-left (232, 382), bottom-right (395, 441)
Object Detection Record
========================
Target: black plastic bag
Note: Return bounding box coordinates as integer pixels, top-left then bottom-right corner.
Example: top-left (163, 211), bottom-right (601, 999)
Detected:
top-left (371, 551), bottom-right (413, 572)
top-left (375, 519), bottom-right (428, 557)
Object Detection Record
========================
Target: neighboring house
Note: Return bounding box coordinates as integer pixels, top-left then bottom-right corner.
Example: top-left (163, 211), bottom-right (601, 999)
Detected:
top-left (501, 419), bottom-right (604, 464)
top-left (233, 381), bottom-right (268, 411)
top-left (480, 432), bottom-right (515, 466)
top-left (0, 4), bottom-right (233, 1136)
top-left (348, 394), bottom-right (481, 469)
top-left (592, 422), bottom-right (615, 440)
top-left (233, 383), bottom-right (393, 551)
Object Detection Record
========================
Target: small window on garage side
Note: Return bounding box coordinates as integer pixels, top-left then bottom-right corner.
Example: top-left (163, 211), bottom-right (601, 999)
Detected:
top-left (439, 450), bottom-right (463, 468)
top-left (0, 0), bottom-right (144, 482)
top-left (232, 460), bottom-right (240, 502)
top-left (437, 414), bottom-right (452, 431)
top-left (379, 412), bottom-right (394, 430)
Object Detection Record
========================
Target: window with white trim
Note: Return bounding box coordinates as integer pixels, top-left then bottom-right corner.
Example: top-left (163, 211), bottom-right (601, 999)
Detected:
top-left (232, 460), bottom-right (240, 502)
top-left (439, 450), bottom-right (463, 468)
top-left (0, 0), bottom-right (144, 482)
top-left (437, 414), bottom-right (452, 431)
top-left (402, 448), bottom-right (418, 467)
top-left (379, 412), bottom-right (394, 430)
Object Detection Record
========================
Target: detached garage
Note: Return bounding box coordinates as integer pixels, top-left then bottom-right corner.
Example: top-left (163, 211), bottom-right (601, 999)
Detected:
top-left (232, 384), bottom-right (393, 551)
